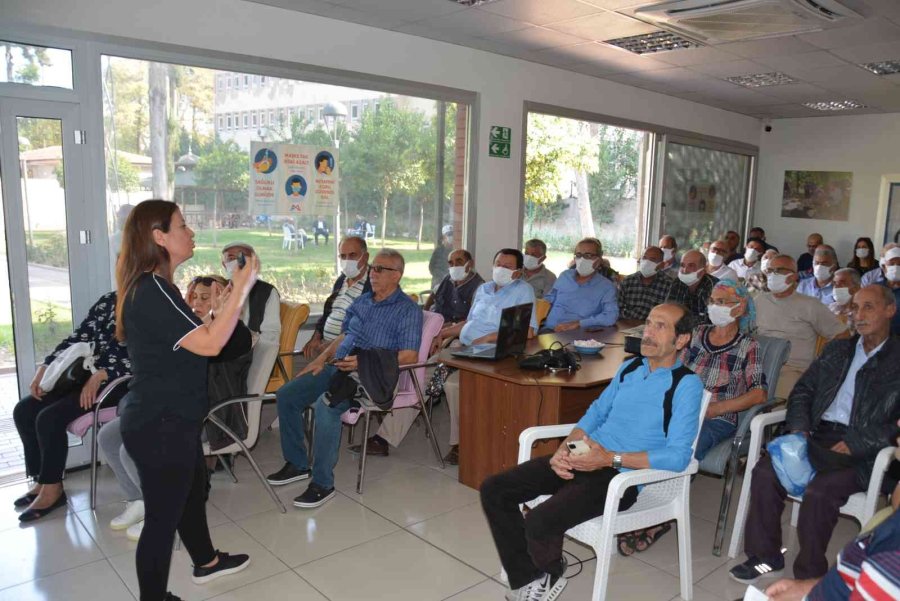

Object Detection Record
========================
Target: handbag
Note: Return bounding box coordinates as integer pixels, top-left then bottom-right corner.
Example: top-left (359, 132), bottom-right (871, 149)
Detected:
top-left (39, 341), bottom-right (96, 395)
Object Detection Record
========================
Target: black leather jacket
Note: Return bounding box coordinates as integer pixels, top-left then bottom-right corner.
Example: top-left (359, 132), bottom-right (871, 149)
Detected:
top-left (786, 335), bottom-right (900, 489)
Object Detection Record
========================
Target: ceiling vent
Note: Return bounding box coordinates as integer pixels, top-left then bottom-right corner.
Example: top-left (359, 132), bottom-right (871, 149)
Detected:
top-left (633, 0), bottom-right (862, 44)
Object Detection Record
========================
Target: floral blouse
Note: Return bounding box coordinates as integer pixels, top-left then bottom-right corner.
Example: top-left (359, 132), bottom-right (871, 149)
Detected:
top-left (44, 291), bottom-right (131, 380)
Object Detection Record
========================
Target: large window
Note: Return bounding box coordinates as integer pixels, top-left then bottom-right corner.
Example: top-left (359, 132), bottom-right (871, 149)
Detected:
top-left (523, 112), bottom-right (652, 276)
top-left (0, 41), bottom-right (73, 89)
top-left (101, 56), bottom-right (469, 308)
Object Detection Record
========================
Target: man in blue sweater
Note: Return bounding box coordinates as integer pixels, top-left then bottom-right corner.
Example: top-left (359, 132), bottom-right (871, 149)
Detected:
top-left (481, 303), bottom-right (704, 601)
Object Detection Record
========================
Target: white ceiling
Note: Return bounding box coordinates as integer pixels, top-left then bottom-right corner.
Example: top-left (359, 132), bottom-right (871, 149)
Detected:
top-left (245, 0), bottom-right (900, 119)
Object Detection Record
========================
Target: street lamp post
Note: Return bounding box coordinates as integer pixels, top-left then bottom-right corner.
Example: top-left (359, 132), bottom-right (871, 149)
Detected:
top-left (322, 102), bottom-right (347, 273)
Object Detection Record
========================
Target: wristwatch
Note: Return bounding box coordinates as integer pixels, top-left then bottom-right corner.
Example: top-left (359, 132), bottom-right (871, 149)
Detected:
top-left (612, 454), bottom-right (622, 469)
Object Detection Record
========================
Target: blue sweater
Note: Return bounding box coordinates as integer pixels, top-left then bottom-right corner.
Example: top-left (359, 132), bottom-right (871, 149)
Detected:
top-left (575, 358), bottom-right (703, 473)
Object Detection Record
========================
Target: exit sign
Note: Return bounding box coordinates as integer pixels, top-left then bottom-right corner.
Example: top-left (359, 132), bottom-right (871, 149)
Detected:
top-left (489, 125), bottom-right (511, 158)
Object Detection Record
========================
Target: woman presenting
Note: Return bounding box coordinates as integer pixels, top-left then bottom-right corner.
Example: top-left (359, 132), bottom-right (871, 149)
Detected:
top-left (115, 200), bottom-right (259, 601)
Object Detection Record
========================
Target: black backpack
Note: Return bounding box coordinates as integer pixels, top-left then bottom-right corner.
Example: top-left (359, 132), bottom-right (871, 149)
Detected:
top-left (619, 357), bottom-right (693, 436)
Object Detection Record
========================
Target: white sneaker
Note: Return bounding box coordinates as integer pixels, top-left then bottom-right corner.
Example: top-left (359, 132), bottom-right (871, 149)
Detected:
top-left (507, 573), bottom-right (567, 601)
top-left (126, 520), bottom-right (143, 541)
top-left (110, 500), bottom-right (145, 530)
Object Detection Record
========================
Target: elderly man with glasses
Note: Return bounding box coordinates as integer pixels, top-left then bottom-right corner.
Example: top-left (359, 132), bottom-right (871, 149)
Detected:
top-left (543, 238), bottom-right (618, 332)
top-left (797, 245), bottom-right (839, 305)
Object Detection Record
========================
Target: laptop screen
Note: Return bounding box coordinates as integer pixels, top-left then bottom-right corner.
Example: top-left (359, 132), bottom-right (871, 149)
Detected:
top-left (496, 303), bottom-right (533, 357)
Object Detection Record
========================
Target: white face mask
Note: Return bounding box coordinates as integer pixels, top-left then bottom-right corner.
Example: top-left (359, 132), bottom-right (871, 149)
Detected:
top-left (887, 265), bottom-right (900, 282)
top-left (855, 248), bottom-right (869, 259)
top-left (677, 269), bottom-right (700, 286)
top-left (224, 260), bottom-right (238, 277)
top-left (639, 259), bottom-right (659, 278)
top-left (708, 251), bottom-right (724, 267)
top-left (744, 248), bottom-right (760, 263)
top-left (768, 272), bottom-right (792, 293)
top-left (575, 257), bottom-right (596, 277)
top-left (832, 287), bottom-right (852, 305)
top-left (708, 304), bottom-right (737, 327)
top-left (760, 258), bottom-right (771, 273)
top-left (813, 264), bottom-right (833, 282)
top-left (522, 255), bottom-right (541, 271)
top-left (341, 259), bottom-right (362, 279)
top-left (662, 248), bottom-right (674, 262)
top-left (493, 266), bottom-right (515, 287)
top-left (448, 265), bottom-right (468, 282)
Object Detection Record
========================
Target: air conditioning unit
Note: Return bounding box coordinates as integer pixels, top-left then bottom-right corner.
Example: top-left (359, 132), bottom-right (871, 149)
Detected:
top-left (634, 0), bottom-right (862, 44)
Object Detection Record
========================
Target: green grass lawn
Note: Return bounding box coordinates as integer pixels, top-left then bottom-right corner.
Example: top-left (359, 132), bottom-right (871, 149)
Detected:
top-left (182, 228), bottom-right (438, 306)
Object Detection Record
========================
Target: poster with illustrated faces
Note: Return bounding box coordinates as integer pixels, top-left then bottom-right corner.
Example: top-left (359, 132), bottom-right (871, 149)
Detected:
top-left (249, 142), bottom-right (339, 216)
top-left (684, 182), bottom-right (716, 214)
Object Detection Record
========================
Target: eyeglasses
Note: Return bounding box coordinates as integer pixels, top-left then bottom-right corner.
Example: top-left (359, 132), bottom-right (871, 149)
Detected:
top-left (764, 268), bottom-right (795, 276)
top-left (371, 265), bottom-right (400, 274)
top-left (574, 252), bottom-right (598, 260)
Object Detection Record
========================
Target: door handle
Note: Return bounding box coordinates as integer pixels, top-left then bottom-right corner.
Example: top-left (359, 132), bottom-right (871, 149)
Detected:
top-left (79, 230), bottom-right (92, 245)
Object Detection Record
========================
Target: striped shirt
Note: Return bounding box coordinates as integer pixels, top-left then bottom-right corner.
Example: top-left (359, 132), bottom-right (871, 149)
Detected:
top-left (683, 325), bottom-right (766, 426)
top-left (323, 274), bottom-right (368, 341)
top-left (335, 287), bottom-right (422, 359)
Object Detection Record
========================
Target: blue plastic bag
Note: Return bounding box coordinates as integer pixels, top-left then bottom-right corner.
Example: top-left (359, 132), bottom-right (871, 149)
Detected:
top-left (767, 433), bottom-right (816, 496)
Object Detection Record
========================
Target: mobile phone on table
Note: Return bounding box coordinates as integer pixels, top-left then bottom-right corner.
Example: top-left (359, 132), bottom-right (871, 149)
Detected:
top-left (566, 440), bottom-right (590, 456)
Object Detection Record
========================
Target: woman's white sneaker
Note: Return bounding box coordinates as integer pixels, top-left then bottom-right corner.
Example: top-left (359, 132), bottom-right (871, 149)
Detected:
top-left (126, 520), bottom-right (144, 541)
top-left (110, 500), bottom-right (145, 530)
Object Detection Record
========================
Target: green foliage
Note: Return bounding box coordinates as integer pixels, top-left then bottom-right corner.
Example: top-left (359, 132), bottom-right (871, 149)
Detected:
top-left (588, 125), bottom-right (642, 227)
top-left (524, 113), bottom-right (598, 207)
top-left (17, 117), bottom-right (60, 151)
top-left (26, 233), bottom-right (69, 268)
top-left (195, 140), bottom-right (250, 191)
top-left (106, 154), bottom-right (140, 192)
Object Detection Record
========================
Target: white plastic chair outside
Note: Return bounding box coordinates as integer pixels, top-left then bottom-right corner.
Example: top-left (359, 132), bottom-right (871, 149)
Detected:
top-left (203, 332), bottom-right (286, 513)
top-left (281, 223), bottom-right (304, 250)
top-left (364, 223), bottom-right (375, 240)
top-left (515, 390), bottom-right (712, 601)
top-left (340, 310), bottom-right (445, 493)
top-left (727, 408), bottom-right (896, 559)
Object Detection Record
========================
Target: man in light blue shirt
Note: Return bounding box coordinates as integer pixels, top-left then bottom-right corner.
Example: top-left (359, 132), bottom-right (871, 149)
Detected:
top-left (544, 238), bottom-right (618, 331)
top-left (481, 303), bottom-right (703, 600)
top-left (797, 245), bottom-right (837, 305)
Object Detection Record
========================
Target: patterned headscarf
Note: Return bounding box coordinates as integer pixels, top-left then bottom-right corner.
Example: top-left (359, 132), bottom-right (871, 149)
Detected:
top-left (713, 278), bottom-right (756, 333)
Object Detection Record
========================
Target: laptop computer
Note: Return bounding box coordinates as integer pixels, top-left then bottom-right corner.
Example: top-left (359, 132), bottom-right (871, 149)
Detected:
top-left (451, 302), bottom-right (533, 361)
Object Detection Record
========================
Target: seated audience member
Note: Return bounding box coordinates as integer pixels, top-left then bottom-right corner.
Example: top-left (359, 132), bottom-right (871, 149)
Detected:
top-left (481, 303), bottom-right (703, 600)
top-left (97, 415), bottom-right (143, 540)
top-left (730, 285), bottom-right (899, 585)
top-left (13, 291), bottom-right (131, 522)
top-left (847, 236), bottom-right (877, 277)
top-left (882, 246), bottom-right (900, 336)
top-left (746, 249), bottom-right (778, 295)
top-left (363, 249), bottom-right (483, 457)
top-left (748, 226), bottom-right (778, 252)
top-left (797, 233), bottom-right (824, 280)
top-left (666, 249), bottom-right (717, 325)
top-left (290, 249), bottom-right (423, 509)
top-left (708, 239), bottom-right (739, 283)
top-left (221, 242), bottom-right (281, 349)
top-left (618, 246), bottom-right (673, 321)
top-left (620, 281), bottom-right (766, 556)
top-left (659, 235), bottom-right (680, 277)
top-left (429, 225), bottom-right (453, 289)
top-left (797, 244), bottom-right (838, 304)
top-left (755, 254), bottom-right (848, 400)
top-left (439, 249), bottom-right (538, 464)
top-left (828, 268), bottom-right (861, 333)
top-left (301, 236), bottom-right (370, 360)
top-left (544, 238), bottom-right (618, 331)
top-left (861, 242), bottom-right (898, 286)
top-left (522, 238), bottom-right (557, 300)
top-left (313, 216), bottom-right (330, 246)
top-left (267, 237), bottom-right (370, 486)
top-left (728, 237), bottom-right (766, 281)
top-left (724, 230), bottom-right (743, 264)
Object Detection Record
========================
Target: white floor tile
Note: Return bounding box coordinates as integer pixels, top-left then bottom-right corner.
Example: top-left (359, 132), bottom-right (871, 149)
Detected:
top-left (236, 492), bottom-right (398, 567)
top-left (296, 529), bottom-right (484, 601)
top-left (407, 502), bottom-right (500, 575)
top-left (0, 482), bottom-right (75, 533)
top-left (207, 571), bottom-right (326, 600)
top-left (0, 559), bottom-right (133, 601)
top-left (630, 516), bottom-right (730, 582)
top-left (443, 578), bottom-right (507, 600)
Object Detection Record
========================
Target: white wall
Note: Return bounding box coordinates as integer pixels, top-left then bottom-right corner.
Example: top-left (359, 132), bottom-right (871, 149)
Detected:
top-left (755, 113), bottom-right (900, 264)
top-left (5, 0), bottom-right (761, 274)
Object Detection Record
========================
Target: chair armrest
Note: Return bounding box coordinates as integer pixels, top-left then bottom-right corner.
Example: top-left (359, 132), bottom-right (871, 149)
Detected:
top-left (734, 398), bottom-right (778, 441)
top-left (750, 408), bottom-right (787, 433)
top-left (602, 465), bottom-right (694, 520)
top-left (398, 361), bottom-right (441, 372)
top-left (93, 375), bottom-right (132, 414)
top-left (865, 446), bottom-right (897, 500)
top-left (206, 393), bottom-right (276, 418)
top-left (518, 424), bottom-right (577, 464)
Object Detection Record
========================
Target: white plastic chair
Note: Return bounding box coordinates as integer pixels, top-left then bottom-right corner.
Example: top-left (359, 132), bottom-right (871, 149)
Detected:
top-left (281, 223), bottom-right (304, 250)
top-left (515, 390), bottom-right (712, 601)
top-left (364, 223), bottom-right (375, 240)
top-left (727, 408), bottom-right (896, 559)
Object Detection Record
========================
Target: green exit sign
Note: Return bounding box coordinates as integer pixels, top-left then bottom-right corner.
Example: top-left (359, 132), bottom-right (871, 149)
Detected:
top-left (489, 125), bottom-right (511, 158)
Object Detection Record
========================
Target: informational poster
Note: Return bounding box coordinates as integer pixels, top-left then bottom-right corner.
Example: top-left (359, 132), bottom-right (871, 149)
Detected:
top-left (249, 142), bottom-right (339, 216)
top-left (684, 181), bottom-right (716, 214)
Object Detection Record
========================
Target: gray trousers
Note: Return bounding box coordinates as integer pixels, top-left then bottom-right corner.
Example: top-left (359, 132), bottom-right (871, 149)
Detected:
top-left (97, 416), bottom-right (142, 501)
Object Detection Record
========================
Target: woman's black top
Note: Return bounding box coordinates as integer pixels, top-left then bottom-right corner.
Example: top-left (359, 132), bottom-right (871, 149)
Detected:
top-left (120, 272), bottom-right (206, 428)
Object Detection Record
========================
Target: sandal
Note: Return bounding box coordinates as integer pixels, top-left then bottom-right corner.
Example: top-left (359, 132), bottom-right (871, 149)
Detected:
top-left (617, 532), bottom-right (638, 557)
top-left (634, 522), bottom-right (672, 553)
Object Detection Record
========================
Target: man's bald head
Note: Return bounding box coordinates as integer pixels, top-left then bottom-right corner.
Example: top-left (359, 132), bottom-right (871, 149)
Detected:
top-left (643, 246), bottom-right (664, 263)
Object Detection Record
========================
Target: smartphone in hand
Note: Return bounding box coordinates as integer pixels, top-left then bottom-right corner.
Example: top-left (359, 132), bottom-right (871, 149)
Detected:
top-left (566, 440), bottom-right (590, 456)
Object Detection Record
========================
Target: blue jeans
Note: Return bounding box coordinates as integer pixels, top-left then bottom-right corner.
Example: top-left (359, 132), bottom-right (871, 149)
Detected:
top-left (309, 393), bottom-right (354, 490)
top-left (695, 418), bottom-right (737, 461)
top-left (276, 365), bottom-right (336, 470)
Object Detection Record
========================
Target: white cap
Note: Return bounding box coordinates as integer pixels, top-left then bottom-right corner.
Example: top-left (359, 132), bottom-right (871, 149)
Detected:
top-left (886, 247), bottom-right (900, 261)
top-left (222, 241), bottom-right (256, 255)
top-left (441, 224), bottom-right (453, 236)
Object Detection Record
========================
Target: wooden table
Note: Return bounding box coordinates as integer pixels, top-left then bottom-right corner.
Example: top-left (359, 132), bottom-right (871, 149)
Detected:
top-left (441, 322), bottom-right (639, 489)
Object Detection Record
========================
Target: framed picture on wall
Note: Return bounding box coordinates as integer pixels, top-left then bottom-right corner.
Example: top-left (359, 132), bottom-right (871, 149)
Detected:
top-left (782, 170), bottom-right (852, 221)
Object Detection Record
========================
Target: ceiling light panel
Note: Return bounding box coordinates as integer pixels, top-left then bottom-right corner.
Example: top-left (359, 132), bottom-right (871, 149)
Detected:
top-left (604, 31), bottom-right (702, 55)
top-left (859, 60), bottom-right (900, 76)
top-left (802, 99), bottom-right (867, 111)
top-left (725, 71), bottom-right (796, 87)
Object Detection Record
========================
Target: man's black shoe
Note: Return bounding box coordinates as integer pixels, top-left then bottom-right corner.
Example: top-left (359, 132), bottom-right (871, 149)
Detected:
top-left (293, 483), bottom-right (336, 509)
top-left (265, 463), bottom-right (310, 486)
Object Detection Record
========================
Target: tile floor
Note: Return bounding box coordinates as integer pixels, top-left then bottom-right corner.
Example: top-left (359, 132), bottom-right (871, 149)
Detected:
top-left (0, 403), bottom-right (865, 601)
